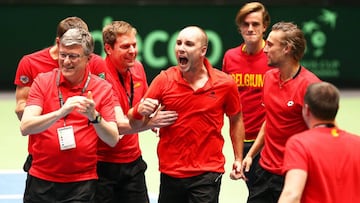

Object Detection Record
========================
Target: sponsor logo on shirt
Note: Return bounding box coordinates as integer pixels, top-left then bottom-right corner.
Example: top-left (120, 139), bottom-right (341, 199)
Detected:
top-left (208, 91), bottom-right (216, 98)
top-left (331, 128), bottom-right (339, 137)
top-left (20, 75), bottom-right (29, 84)
top-left (134, 82), bottom-right (141, 88)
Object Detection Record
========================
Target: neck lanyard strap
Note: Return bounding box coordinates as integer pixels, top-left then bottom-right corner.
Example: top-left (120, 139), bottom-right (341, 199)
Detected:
top-left (118, 69), bottom-right (134, 108)
top-left (56, 70), bottom-right (91, 125)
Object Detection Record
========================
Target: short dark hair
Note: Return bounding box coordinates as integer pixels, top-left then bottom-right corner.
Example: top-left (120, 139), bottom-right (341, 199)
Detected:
top-left (304, 82), bottom-right (339, 120)
top-left (57, 16), bottom-right (88, 38)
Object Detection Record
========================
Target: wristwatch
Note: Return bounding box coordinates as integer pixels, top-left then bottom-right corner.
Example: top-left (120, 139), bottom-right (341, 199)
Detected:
top-left (89, 114), bottom-right (102, 124)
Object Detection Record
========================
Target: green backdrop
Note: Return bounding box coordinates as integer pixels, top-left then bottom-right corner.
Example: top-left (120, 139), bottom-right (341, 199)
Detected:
top-left (1, 5), bottom-right (359, 89)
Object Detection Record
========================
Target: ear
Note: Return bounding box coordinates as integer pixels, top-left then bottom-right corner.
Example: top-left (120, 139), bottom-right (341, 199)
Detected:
top-left (104, 43), bottom-right (112, 55)
top-left (262, 25), bottom-right (267, 34)
top-left (201, 45), bottom-right (207, 57)
top-left (283, 43), bottom-right (291, 55)
top-left (302, 103), bottom-right (311, 126)
top-left (55, 37), bottom-right (60, 46)
top-left (302, 103), bottom-right (311, 117)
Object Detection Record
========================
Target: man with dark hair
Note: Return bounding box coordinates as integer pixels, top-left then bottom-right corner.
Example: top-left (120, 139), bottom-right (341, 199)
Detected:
top-left (279, 82), bottom-right (360, 203)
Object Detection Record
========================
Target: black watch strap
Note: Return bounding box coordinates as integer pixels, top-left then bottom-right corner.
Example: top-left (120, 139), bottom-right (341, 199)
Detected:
top-left (89, 114), bottom-right (102, 124)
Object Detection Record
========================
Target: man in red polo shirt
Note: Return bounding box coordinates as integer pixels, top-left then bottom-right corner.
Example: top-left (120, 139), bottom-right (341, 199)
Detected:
top-left (279, 82), bottom-right (360, 203)
top-left (20, 28), bottom-right (119, 203)
top-left (14, 16), bottom-right (108, 172)
top-left (242, 22), bottom-right (321, 203)
top-left (128, 25), bottom-right (245, 203)
top-left (95, 21), bottom-right (177, 203)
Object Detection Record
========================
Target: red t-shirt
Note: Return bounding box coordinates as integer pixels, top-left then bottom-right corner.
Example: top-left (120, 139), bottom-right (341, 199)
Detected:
top-left (283, 127), bottom-right (360, 203)
top-left (97, 57), bottom-right (148, 163)
top-left (222, 44), bottom-right (270, 141)
top-left (144, 58), bottom-right (242, 178)
top-left (14, 47), bottom-right (107, 154)
top-left (260, 67), bottom-right (321, 175)
top-left (26, 68), bottom-right (116, 183)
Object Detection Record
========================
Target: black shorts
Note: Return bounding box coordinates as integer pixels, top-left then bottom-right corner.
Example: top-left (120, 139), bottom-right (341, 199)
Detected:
top-left (243, 141), bottom-right (261, 188)
top-left (23, 175), bottom-right (96, 203)
top-left (158, 172), bottom-right (223, 203)
top-left (247, 162), bottom-right (284, 203)
top-left (95, 156), bottom-right (149, 203)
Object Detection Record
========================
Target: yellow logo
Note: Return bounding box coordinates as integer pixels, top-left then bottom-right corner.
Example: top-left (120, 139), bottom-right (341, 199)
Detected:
top-left (331, 128), bottom-right (339, 137)
top-left (134, 82), bottom-right (141, 88)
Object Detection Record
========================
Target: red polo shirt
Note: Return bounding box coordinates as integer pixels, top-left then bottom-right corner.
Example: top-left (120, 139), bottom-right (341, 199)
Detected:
top-left (97, 57), bottom-right (148, 163)
top-left (26, 68), bottom-right (116, 182)
top-left (144, 58), bottom-right (242, 178)
top-left (283, 128), bottom-right (360, 203)
top-left (260, 67), bottom-right (320, 175)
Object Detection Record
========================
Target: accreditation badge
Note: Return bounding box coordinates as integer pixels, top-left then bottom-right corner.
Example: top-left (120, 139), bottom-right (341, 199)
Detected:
top-left (57, 126), bottom-right (76, 150)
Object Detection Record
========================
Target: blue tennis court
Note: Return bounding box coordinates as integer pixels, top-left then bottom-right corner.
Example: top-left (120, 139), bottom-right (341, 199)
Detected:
top-left (0, 171), bottom-right (25, 203)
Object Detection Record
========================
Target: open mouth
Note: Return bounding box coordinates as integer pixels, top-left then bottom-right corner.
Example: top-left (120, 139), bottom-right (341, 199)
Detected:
top-left (179, 57), bottom-right (188, 65)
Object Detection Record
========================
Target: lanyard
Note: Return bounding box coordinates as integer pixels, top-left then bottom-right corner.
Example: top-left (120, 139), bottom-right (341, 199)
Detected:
top-left (56, 70), bottom-right (91, 126)
top-left (118, 69), bottom-right (134, 108)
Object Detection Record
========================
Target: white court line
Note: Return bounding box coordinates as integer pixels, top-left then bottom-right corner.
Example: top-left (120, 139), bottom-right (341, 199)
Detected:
top-left (0, 194), bottom-right (22, 199)
top-left (0, 171), bottom-right (157, 202)
top-left (0, 170), bottom-right (24, 174)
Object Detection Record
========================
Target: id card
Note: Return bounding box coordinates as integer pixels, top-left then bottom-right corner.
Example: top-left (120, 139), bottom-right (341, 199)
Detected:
top-left (57, 126), bottom-right (76, 150)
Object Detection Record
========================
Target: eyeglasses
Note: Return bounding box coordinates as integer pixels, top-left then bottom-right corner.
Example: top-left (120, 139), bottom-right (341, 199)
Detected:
top-left (59, 52), bottom-right (83, 62)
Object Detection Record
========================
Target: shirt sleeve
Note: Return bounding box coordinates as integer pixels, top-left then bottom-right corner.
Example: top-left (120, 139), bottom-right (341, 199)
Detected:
top-left (88, 54), bottom-right (107, 80)
top-left (14, 56), bottom-right (33, 87)
top-left (224, 79), bottom-right (242, 116)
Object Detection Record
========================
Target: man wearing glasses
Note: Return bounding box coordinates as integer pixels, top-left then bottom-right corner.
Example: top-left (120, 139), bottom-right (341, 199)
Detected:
top-left (20, 28), bottom-right (119, 203)
top-left (13, 17), bottom-right (108, 180)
